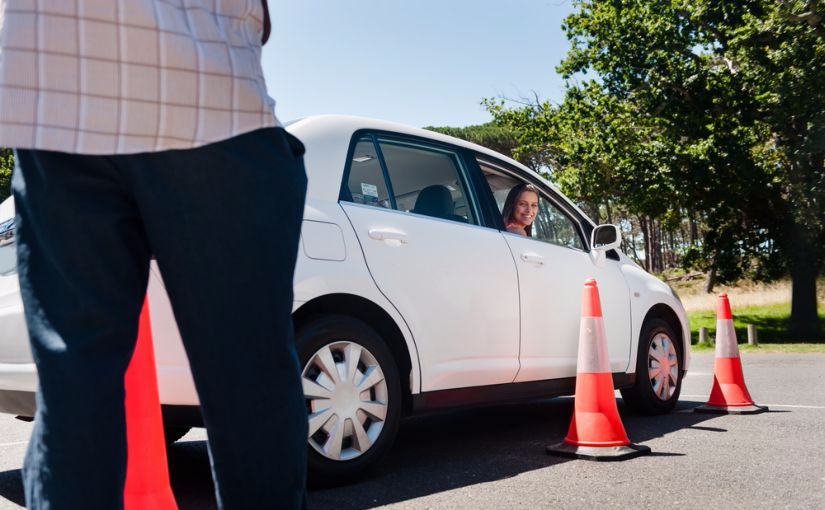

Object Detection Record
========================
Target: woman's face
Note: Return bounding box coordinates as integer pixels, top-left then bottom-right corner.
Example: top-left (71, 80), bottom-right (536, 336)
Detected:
top-left (511, 190), bottom-right (538, 227)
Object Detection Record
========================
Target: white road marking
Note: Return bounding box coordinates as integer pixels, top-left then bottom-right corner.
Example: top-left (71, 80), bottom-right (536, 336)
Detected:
top-left (680, 394), bottom-right (825, 409)
top-left (686, 372), bottom-right (712, 376)
top-left (759, 404), bottom-right (825, 409)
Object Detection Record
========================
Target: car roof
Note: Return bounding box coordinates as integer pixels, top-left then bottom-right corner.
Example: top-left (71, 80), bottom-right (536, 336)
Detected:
top-left (287, 114), bottom-right (544, 173)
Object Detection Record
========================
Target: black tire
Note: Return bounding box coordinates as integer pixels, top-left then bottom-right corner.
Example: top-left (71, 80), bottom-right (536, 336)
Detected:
top-left (163, 425), bottom-right (191, 446)
top-left (620, 318), bottom-right (683, 415)
top-left (296, 315), bottom-right (402, 487)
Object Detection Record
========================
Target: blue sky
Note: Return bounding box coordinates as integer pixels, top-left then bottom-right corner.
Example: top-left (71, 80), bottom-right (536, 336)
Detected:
top-left (264, 1), bottom-right (576, 128)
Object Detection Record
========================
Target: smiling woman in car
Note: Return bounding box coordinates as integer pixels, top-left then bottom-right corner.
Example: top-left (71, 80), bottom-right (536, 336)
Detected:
top-left (502, 183), bottom-right (540, 236)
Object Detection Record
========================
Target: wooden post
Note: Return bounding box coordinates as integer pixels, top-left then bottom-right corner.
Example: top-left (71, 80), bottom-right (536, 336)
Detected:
top-left (699, 327), bottom-right (709, 345)
top-left (747, 324), bottom-right (758, 346)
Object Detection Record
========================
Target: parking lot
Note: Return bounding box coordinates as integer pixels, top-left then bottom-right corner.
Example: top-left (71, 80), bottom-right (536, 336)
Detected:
top-left (1, 351), bottom-right (823, 509)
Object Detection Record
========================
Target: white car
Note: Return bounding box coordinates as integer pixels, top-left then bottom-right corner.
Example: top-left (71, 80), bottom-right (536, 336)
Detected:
top-left (0, 115), bottom-right (690, 482)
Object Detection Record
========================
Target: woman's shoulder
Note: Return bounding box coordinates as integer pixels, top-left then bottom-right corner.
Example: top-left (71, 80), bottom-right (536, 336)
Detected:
top-left (506, 224), bottom-right (527, 236)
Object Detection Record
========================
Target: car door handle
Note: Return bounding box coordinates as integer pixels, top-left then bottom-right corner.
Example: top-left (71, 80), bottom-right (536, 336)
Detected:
top-left (520, 252), bottom-right (545, 265)
top-left (368, 229), bottom-right (409, 244)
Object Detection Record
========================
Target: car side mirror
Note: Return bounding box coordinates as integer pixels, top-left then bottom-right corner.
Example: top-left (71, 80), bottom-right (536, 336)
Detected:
top-left (590, 224), bottom-right (621, 252)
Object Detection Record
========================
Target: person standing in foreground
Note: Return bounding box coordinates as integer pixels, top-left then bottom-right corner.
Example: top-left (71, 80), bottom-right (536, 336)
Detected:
top-left (0, 1), bottom-right (307, 508)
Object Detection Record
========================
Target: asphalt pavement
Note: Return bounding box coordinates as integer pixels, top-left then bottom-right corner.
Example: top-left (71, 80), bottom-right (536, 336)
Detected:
top-left (0, 352), bottom-right (823, 509)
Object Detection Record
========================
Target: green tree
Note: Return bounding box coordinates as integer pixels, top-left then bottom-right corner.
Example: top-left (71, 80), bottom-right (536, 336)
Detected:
top-left (487, 0), bottom-right (824, 340)
top-left (0, 148), bottom-right (12, 202)
top-left (425, 122), bottom-right (545, 169)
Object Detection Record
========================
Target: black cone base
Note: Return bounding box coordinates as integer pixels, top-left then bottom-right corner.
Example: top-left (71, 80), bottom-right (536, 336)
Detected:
top-left (694, 403), bottom-right (768, 415)
top-left (546, 442), bottom-right (651, 461)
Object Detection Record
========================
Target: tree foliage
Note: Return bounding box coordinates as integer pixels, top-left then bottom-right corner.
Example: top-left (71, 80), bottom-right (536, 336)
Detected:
top-left (486, 0), bottom-right (824, 340)
top-left (425, 122), bottom-right (545, 169)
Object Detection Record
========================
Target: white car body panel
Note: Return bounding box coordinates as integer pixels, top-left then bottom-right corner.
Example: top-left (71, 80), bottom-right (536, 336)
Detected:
top-left (0, 273), bottom-right (28, 364)
top-left (343, 203), bottom-right (520, 392)
top-left (504, 233), bottom-right (633, 382)
top-left (295, 197), bottom-right (423, 394)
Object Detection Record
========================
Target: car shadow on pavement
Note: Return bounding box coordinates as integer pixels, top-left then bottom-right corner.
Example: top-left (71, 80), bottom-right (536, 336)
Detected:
top-left (307, 397), bottom-right (717, 510)
top-left (0, 398), bottom-right (719, 510)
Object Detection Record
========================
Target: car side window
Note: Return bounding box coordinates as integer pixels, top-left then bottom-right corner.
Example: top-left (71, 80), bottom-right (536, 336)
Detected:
top-left (0, 218), bottom-right (16, 276)
top-left (479, 160), bottom-right (586, 250)
top-left (533, 197), bottom-right (585, 250)
top-left (377, 140), bottom-right (476, 225)
top-left (346, 136), bottom-right (393, 209)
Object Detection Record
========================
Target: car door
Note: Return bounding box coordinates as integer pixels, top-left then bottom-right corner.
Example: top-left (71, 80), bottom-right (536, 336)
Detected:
top-left (340, 134), bottom-right (520, 392)
top-left (478, 159), bottom-right (632, 382)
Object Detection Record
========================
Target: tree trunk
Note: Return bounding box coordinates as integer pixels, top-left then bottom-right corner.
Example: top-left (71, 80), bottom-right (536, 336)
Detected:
top-left (787, 226), bottom-right (821, 341)
top-left (639, 215), bottom-right (650, 272)
top-left (704, 267), bottom-right (716, 294)
top-left (689, 216), bottom-right (698, 246)
top-left (651, 219), bottom-right (662, 273)
top-left (585, 201), bottom-right (600, 224)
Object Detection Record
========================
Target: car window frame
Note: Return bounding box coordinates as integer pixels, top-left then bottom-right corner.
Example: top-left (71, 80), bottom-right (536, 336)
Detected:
top-left (339, 130), bottom-right (485, 228)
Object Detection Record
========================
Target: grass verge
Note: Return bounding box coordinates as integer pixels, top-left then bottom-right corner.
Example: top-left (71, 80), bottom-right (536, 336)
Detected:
top-left (690, 342), bottom-right (825, 353)
top-left (688, 302), bottom-right (825, 344)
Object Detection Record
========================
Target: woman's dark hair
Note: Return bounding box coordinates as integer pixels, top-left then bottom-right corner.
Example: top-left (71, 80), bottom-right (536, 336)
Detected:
top-left (501, 183), bottom-right (539, 237)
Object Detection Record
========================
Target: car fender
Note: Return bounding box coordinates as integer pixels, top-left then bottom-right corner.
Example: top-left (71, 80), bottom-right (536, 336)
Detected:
top-left (619, 259), bottom-right (691, 374)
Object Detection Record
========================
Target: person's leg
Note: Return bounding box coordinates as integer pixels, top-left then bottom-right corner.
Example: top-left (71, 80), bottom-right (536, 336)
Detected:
top-left (126, 127), bottom-right (308, 509)
top-left (13, 150), bottom-right (151, 510)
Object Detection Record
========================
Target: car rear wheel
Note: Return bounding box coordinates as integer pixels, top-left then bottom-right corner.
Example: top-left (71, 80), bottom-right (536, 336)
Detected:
top-left (297, 315), bottom-right (402, 486)
top-left (620, 317), bottom-right (682, 415)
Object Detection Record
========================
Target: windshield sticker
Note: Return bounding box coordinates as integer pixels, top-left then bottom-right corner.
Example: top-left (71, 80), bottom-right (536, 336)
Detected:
top-left (361, 183), bottom-right (379, 198)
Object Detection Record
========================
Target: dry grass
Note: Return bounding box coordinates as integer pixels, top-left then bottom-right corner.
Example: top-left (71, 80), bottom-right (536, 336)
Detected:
top-left (673, 277), bottom-right (825, 313)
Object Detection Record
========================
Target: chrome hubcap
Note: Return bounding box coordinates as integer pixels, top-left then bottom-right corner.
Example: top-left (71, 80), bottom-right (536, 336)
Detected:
top-left (648, 333), bottom-right (678, 400)
top-left (302, 341), bottom-right (388, 461)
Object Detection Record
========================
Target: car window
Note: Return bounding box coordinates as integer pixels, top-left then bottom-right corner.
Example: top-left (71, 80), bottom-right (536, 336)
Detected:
top-left (346, 136), bottom-right (393, 209)
top-left (533, 197), bottom-right (585, 250)
top-left (479, 160), bottom-right (585, 250)
top-left (344, 136), bottom-right (477, 225)
top-left (382, 139), bottom-right (478, 224)
top-left (0, 218), bottom-right (15, 276)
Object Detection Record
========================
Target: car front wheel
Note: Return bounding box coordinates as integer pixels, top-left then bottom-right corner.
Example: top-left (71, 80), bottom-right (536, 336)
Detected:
top-left (620, 317), bottom-right (683, 415)
top-left (296, 315), bottom-right (402, 486)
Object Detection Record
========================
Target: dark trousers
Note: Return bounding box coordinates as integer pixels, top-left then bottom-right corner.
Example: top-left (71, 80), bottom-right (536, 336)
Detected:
top-left (13, 127), bottom-right (308, 509)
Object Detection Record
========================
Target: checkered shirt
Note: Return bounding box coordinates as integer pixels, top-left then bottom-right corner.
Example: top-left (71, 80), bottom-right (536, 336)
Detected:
top-left (0, 0), bottom-right (278, 155)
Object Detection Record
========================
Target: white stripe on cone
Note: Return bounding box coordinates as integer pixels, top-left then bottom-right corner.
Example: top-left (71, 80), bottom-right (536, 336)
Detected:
top-left (715, 319), bottom-right (740, 358)
top-left (577, 317), bottom-right (611, 373)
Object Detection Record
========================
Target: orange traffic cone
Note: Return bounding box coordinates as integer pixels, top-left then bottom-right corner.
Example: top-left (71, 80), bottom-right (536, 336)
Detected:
top-left (123, 298), bottom-right (179, 510)
top-left (694, 293), bottom-right (767, 415)
top-left (547, 279), bottom-right (650, 461)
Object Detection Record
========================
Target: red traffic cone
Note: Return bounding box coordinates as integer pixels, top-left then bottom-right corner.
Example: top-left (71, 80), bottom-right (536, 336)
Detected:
top-left (547, 279), bottom-right (650, 461)
top-left (123, 298), bottom-right (179, 510)
top-left (694, 293), bottom-right (767, 415)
